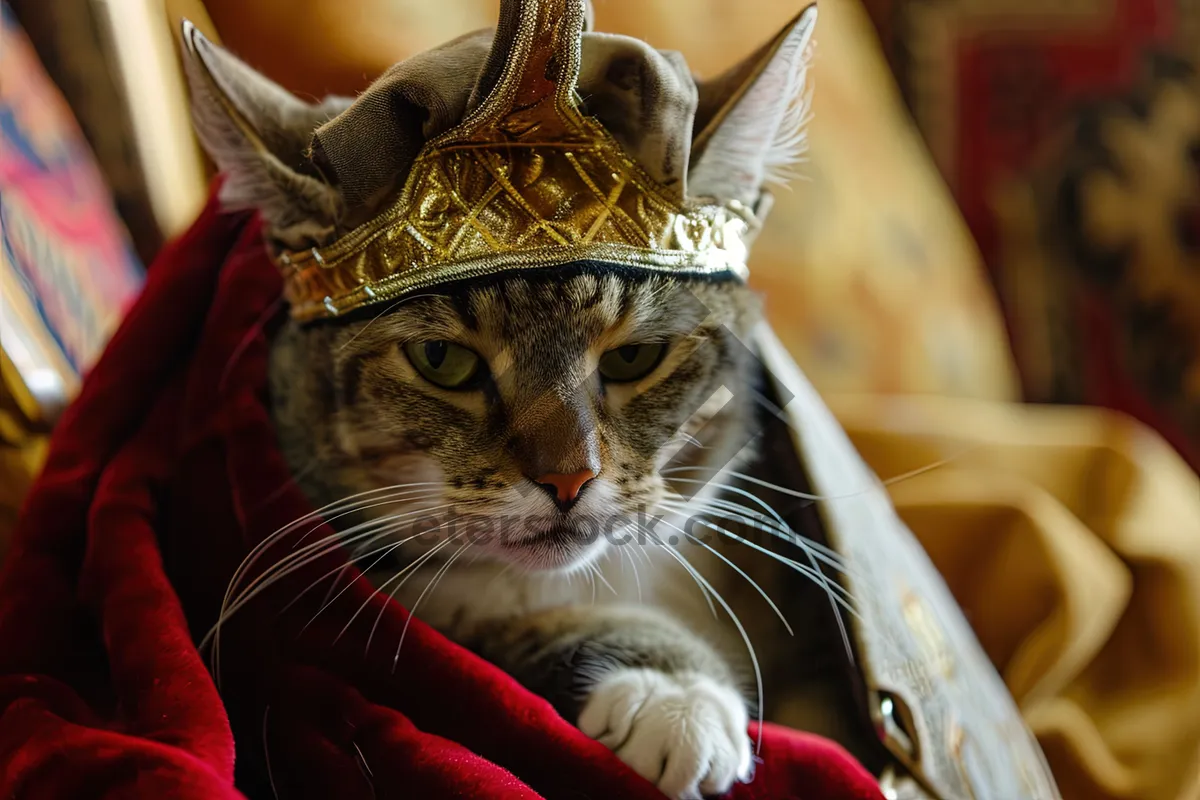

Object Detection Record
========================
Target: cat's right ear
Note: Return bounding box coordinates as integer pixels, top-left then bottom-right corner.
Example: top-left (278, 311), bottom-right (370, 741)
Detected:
top-left (179, 20), bottom-right (350, 249)
top-left (687, 6), bottom-right (817, 207)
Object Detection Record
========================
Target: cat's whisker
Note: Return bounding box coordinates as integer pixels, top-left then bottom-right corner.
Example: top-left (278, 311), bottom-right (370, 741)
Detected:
top-left (246, 498), bottom-right (467, 592)
top-left (676, 503), bottom-right (864, 609)
top-left (636, 541), bottom-right (655, 570)
top-left (661, 493), bottom-right (847, 575)
top-left (212, 523), bottom-right (408, 687)
top-left (220, 500), bottom-right (469, 627)
top-left (747, 390), bottom-right (975, 488)
top-left (352, 741), bottom-right (373, 780)
top-left (282, 483), bottom-right (447, 532)
top-left (660, 502), bottom-right (858, 614)
top-left (292, 488), bottom-right (446, 549)
top-left (294, 514), bottom-right (468, 635)
top-left (286, 536), bottom-right (408, 626)
top-left (701, 494), bottom-right (850, 567)
top-left (875, 450), bottom-right (979, 488)
top-left (622, 530), bottom-right (653, 569)
top-left (244, 491), bottom-right (453, 625)
top-left (678, 488), bottom-right (867, 668)
top-left (314, 507), bottom-right (441, 614)
top-left (318, 562), bottom-right (357, 613)
top-left (611, 545), bottom-right (642, 604)
top-left (668, 477), bottom-right (847, 562)
top-left (591, 562), bottom-right (617, 597)
top-left (356, 535), bottom-right (461, 653)
top-left (630, 537), bottom-right (663, 602)
top-left (669, 432), bottom-right (706, 450)
top-left (213, 524), bottom-right (392, 684)
top-left (664, 479), bottom-right (860, 654)
top-left (654, 538), bottom-right (765, 755)
top-left (220, 483), bottom-right (447, 628)
top-left (250, 483), bottom-right (446, 564)
top-left (661, 502), bottom-right (860, 665)
top-left (663, 450), bottom-right (973, 503)
top-left (662, 468), bottom-right (825, 502)
top-left (655, 518), bottom-right (793, 635)
top-left (209, 500), bottom-right (479, 684)
top-left (662, 501), bottom-right (859, 614)
top-left (678, 490), bottom-right (853, 575)
top-left (262, 705), bottom-right (280, 800)
top-left (647, 526), bottom-right (717, 619)
top-left (391, 540), bottom-right (472, 671)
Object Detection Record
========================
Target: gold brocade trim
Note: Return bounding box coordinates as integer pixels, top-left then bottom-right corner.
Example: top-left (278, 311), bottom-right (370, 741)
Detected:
top-left (274, 0), bottom-right (758, 321)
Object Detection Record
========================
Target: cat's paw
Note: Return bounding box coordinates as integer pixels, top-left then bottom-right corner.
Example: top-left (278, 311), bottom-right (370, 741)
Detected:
top-left (578, 668), bottom-right (753, 799)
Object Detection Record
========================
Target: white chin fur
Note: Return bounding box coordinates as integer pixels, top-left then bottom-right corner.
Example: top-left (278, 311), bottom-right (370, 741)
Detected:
top-left (500, 533), bottom-right (609, 572)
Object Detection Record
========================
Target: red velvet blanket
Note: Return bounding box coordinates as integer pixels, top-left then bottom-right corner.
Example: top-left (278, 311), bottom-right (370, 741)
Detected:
top-left (0, 193), bottom-right (882, 799)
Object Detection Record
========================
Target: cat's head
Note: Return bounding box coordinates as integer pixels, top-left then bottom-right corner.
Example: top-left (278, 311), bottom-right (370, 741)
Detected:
top-left (183, 1), bottom-right (815, 571)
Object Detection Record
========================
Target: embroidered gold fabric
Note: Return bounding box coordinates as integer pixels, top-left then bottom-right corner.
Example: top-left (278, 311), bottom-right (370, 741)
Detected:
top-left (277, 0), bottom-right (757, 321)
top-left (755, 328), bottom-right (1063, 800)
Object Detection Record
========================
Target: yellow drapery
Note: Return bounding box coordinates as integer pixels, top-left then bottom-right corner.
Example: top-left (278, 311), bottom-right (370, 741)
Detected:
top-left (831, 393), bottom-right (1200, 800)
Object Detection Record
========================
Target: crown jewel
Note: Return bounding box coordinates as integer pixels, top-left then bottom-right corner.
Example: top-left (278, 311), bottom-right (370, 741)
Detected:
top-left (277, 0), bottom-right (761, 321)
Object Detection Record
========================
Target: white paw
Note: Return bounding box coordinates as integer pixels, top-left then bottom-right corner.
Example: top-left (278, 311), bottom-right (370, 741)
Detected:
top-left (578, 669), bottom-right (753, 799)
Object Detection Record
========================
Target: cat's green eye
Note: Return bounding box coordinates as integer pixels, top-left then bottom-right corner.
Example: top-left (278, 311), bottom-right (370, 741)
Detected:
top-left (597, 343), bottom-right (666, 383)
top-left (404, 340), bottom-right (482, 389)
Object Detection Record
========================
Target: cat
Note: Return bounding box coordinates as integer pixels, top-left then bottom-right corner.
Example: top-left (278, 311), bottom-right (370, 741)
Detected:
top-left (182, 4), bottom-right (875, 798)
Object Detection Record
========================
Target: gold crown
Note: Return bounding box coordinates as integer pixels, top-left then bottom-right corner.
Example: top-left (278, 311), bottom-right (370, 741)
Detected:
top-left (276, 0), bottom-right (760, 321)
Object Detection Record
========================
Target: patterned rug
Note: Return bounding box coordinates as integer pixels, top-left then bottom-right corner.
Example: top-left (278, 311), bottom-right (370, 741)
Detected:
top-left (861, 0), bottom-right (1200, 470)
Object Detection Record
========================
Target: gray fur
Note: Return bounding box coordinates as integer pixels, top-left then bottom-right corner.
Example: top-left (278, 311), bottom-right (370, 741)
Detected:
top-left (266, 270), bottom-right (762, 703)
top-left (188, 4), bottom-right (846, 780)
top-left (457, 605), bottom-right (738, 721)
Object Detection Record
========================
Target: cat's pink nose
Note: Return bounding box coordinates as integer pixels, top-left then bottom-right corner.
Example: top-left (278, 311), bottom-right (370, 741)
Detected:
top-left (534, 470), bottom-right (597, 511)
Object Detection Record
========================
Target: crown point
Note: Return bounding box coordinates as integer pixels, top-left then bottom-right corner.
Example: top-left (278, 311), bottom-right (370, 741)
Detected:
top-left (280, 0), bottom-right (757, 322)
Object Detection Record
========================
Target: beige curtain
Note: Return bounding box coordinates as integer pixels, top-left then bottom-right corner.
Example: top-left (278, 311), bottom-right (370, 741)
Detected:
top-left (833, 393), bottom-right (1200, 800)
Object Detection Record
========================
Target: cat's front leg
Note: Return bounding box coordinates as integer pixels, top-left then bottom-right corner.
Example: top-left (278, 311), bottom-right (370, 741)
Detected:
top-left (459, 605), bottom-right (752, 799)
top-left (578, 667), bottom-right (752, 798)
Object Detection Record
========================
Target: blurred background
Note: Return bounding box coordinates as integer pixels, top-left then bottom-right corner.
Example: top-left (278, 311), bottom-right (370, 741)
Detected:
top-left (9, 0), bottom-right (1200, 518)
top-left (2, 0), bottom-right (1199, 798)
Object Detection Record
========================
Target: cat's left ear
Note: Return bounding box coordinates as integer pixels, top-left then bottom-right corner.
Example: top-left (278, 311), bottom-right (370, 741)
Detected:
top-left (688, 5), bottom-right (817, 207)
top-left (179, 20), bottom-right (351, 249)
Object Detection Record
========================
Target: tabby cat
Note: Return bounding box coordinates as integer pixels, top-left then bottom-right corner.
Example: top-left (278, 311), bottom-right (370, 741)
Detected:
top-left (184, 5), bottom-right (872, 798)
